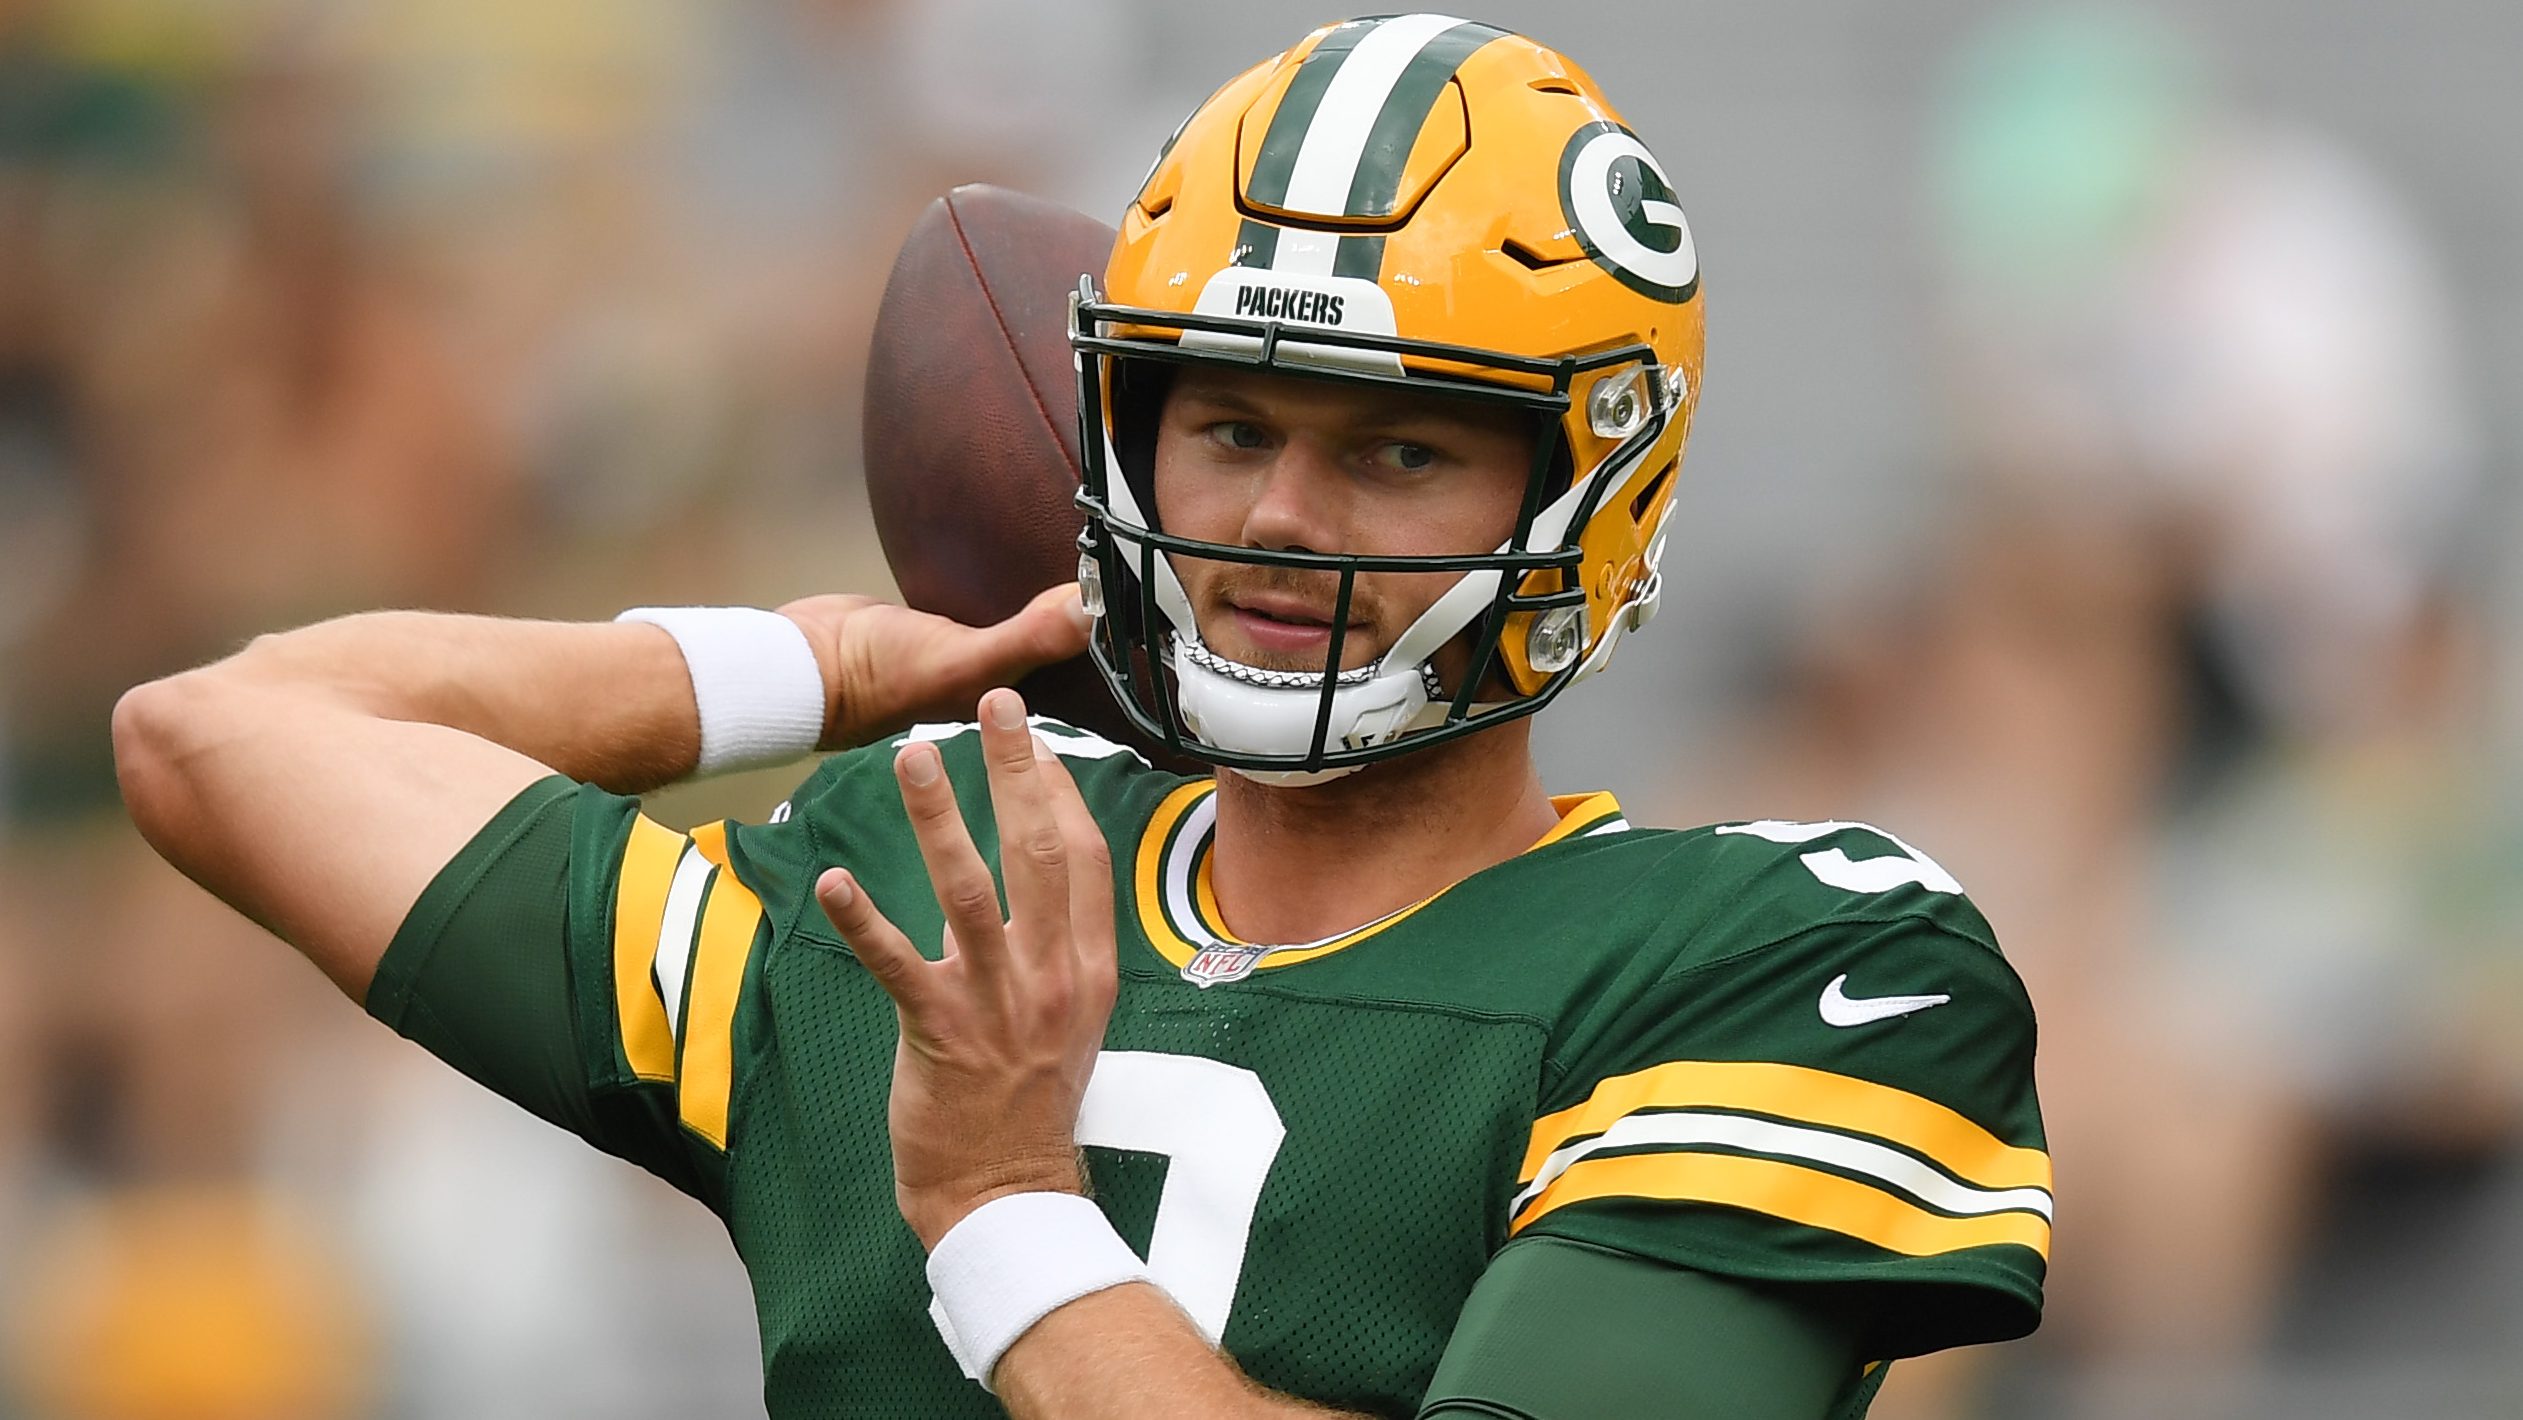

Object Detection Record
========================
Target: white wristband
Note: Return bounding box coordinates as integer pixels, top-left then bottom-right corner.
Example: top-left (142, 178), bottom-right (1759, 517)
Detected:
top-left (616, 606), bottom-right (827, 777)
top-left (925, 1191), bottom-right (1152, 1391)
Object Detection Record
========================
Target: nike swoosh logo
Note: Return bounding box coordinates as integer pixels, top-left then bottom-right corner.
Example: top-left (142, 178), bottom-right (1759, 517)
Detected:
top-left (1818, 974), bottom-right (1950, 1028)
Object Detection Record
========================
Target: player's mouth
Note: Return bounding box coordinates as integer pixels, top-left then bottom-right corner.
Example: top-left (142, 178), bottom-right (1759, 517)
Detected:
top-left (1223, 594), bottom-right (1375, 661)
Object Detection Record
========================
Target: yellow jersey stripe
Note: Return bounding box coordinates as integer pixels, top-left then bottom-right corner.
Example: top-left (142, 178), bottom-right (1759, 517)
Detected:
top-left (1207, 894), bottom-right (1432, 967)
top-left (1509, 1149), bottom-right (2053, 1258)
top-left (690, 820), bottom-right (731, 868)
top-left (1136, 782), bottom-right (1212, 966)
top-left (1191, 864), bottom-right (1241, 944)
top-left (610, 815), bottom-right (686, 1082)
top-left (1521, 1060), bottom-right (2050, 1194)
top-left (676, 865), bottom-right (765, 1150)
top-left (1512, 1108), bottom-right (2051, 1225)
top-left (1188, 812), bottom-right (1245, 946)
top-left (1534, 791), bottom-right (1623, 845)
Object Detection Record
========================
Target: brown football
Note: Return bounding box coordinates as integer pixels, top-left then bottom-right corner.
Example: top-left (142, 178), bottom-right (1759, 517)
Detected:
top-left (861, 183), bottom-right (1172, 760)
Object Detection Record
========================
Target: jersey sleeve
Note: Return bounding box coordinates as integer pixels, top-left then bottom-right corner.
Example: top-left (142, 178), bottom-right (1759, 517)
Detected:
top-left (1420, 1235), bottom-right (1869, 1420)
top-left (1510, 823), bottom-right (2051, 1361)
top-left (365, 772), bottom-right (803, 1208)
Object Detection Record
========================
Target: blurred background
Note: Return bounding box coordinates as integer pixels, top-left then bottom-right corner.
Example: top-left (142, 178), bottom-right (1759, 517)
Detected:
top-left (1, 0), bottom-right (2517, 1415)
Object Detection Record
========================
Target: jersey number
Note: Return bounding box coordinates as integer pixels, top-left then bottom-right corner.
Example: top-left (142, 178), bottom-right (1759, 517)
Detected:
top-left (927, 1051), bottom-right (1285, 1345)
top-left (1716, 818), bottom-right (1964, 895)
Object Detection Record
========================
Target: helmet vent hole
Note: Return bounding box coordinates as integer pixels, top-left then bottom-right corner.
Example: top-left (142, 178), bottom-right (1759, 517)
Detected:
top-left (1501, 237), bottom-right (1575, 272)
top-left (1142, 193), bottom-right (1174, 221)
top-left (1629, 462), bottom-right (1676, 522)
top-left (1528, 77), bottom-right (1582, 95)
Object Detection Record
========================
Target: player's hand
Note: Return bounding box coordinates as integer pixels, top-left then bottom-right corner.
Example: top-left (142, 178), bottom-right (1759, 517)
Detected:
top-left (778, 584), bottom-right (1089, 751)
top-left (811, 686), bottom-right (1119, 1250)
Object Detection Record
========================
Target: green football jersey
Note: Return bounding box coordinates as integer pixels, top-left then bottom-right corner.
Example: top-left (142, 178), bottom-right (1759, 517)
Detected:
top-left (367, 716), bottom-right (2048, 1419)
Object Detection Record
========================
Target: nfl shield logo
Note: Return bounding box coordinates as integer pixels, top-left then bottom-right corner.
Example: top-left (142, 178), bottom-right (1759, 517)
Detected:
top-left (1182, 943), bottom-right (1269, 988)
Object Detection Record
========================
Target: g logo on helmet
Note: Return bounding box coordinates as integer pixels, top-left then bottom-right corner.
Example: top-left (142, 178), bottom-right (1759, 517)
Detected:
top-left (1556, 121), bottom-right (1698, 303)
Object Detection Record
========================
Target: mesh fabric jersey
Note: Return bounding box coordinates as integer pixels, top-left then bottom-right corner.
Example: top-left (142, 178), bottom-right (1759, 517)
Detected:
top-left (367, 717), bottom-right (2050, 1419)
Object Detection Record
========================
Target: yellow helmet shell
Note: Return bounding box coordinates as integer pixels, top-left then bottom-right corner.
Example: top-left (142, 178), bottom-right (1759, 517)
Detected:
top-left (1107, 16), bottom-right (1702, 691)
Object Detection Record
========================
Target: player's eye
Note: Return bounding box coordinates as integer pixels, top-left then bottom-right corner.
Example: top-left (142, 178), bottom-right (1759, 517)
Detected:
top-left (1372, 441), bottom-right (1438, 473)
top-left (1208, 421), bottom-right (1269, 451)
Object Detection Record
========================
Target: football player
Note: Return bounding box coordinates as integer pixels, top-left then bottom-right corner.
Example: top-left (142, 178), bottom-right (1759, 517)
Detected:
top-left (113, 16), bottom-right (2048, 1419)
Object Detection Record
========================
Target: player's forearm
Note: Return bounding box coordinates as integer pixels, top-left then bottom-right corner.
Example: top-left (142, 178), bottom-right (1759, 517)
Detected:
top-left (196, 610), bottom-right (706, 792)
top-left (994, 1283), bottom-right (1372, 1420)
top-left (111, 610), bottom-right (717, 1000)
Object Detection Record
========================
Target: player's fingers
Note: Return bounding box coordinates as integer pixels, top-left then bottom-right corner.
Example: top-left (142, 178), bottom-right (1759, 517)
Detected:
top-left (977, 689), bottom-right (1070, 962)
top-left (1035, 741), bottom-right (1117, 1004)
top-left (815, 868), bottom-right (937, 1015)
top-left (894, 741), bottom-right (1012, 990)
top-left (965, 583), bottom-right (1091, 686)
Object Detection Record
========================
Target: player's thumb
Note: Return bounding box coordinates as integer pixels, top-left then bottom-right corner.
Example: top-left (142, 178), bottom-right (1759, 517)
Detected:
top-left (971, 582), bottom-right (1091, 680)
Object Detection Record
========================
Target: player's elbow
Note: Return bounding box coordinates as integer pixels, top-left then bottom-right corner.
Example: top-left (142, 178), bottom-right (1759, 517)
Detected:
top-left (111, 669), bottom-right (229, 853)
top-left (113, 635), bottom-right (290, 809)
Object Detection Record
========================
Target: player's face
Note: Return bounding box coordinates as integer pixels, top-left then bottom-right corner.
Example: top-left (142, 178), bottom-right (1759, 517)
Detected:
top-left (1152, 366), bottom-right (1535, 678)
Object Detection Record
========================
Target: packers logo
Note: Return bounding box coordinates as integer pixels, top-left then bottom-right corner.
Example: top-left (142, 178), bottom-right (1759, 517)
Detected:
top-left (1557, 122), bottom-right (1699, 303)
top-left (1233, 285), bottom-right (1346, 324)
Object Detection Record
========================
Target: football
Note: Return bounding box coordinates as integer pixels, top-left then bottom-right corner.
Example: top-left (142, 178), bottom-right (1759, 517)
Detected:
top-left (861, 183), bottom-right (1161, 754)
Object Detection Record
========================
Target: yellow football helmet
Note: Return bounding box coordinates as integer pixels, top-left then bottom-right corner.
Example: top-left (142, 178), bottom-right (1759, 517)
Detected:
top-left (1071, 14), bottom-right (1704, 782)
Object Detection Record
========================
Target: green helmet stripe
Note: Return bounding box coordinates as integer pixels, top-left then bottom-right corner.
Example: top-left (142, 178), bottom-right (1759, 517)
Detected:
top-left (1240, 16), bottom-right (1504, 284)
top-left (1332, 233), bottom-right (1387, 281)
top-left (1245, 18), bottom-right (1380, 210)
top-left (1234, 217), bottom-right (1281, 270)
top-left (1340, 21), bottom-right (1504, 222)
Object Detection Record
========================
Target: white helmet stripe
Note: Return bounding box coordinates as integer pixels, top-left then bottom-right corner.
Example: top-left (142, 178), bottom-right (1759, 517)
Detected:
top-left (1280, 13), bottom-right (1469, 215)
top-left (1259, 13), bottom-right (1468, 277)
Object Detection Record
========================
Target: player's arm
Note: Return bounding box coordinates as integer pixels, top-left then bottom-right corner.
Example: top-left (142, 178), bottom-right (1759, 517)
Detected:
top-left (112, 588), bottom-right (1086, 1002)
top-left (993, 1281), bottom-right (1370, 1418)
top-left (988, 1241), bottom-right (1856, 1420)
top-left (1415, 1237), bottom-right (1860, 1419)
top-left (112, 613), bottom-right (687, 1003)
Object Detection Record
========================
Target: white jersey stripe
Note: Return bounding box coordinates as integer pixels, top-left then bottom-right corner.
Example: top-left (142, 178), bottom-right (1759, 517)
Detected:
top-left (654, 844), bottom-right (713, 1040)
top-left (1510, 1109), bottom-right (2057, 1223)
top-left (1163, 794), bottom-right (1223, 946)
top-left (892, 717), bottom-right (1150, 765)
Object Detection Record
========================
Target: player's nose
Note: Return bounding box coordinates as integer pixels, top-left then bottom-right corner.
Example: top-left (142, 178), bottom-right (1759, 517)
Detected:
top-left (1239, 440), bottom-right (1351, 555)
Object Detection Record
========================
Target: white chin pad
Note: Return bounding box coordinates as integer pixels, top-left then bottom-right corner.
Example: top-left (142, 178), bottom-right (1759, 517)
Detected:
top-left (1225, 763), bottom-right (1359, 788)
top-left (1170, 636), bottom-right (1431, 768)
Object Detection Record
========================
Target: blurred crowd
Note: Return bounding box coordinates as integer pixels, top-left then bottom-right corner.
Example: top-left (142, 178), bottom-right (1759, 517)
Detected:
top-left (1643, 12), bottom-right (2523, 1415)
top-left (0, 1), bottom-right (2515, 1417)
